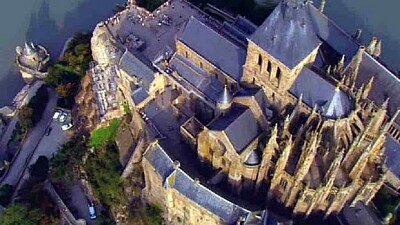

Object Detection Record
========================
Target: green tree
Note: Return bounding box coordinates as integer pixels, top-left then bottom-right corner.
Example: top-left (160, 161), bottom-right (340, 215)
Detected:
top-left (16, 178), bottom-right (60, 225)
top-left (0, 203), bottom-right (41, 225)
top-left (144, 204), bottom-right (163, 225)
top-left (56, 83), bottom-right (76, 98)
top-left (29, 156), bottom-right (49, 180)
top-left (85, 143), bottom-right (125, 207)
top-left (50, 137), bottom-right (87, 186)
top-left (18, 106), bottom-right (34, 129)
top-left (0, 184), bottom-right (13, 207)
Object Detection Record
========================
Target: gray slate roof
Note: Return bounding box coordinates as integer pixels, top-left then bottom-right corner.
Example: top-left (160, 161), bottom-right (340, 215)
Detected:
top-left (209, 105), bottom-right (260, 153)
top-left (169, 54), bottom-right (224, 102)
top-left (245, 150), bottom-right (260, 166)
top-left (144, 144), bottom-right (174, 179)
top-left (144, 143), bottom-right (277, 224)
top-left (131, 87), bottom-right (150, 105)
top-left (171, 169), bottom-right (249, 224)
top-left (119, 49), bottom-right (156, 87)
top-left (249, 0), bottom-right (321, 69)
top-left (179, 17), bottom-right (246, 81)
top-left (307, 5), bottom-right (359, 66)
top-left (290, 67), bottom-right (353, 119)
top-left (385, 135), bottom-right (400, 178)
top-left (355, 52), bottom-right (400, 124)
top-left (233, 16), bottom-right (258, 35)
top-left (237, 88), bottom-right (273, 119)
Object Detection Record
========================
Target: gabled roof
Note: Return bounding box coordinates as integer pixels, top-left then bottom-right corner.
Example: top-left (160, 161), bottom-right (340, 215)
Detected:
top-left (143, 144), bottom-right (174, 179)
top-left (385, 135), bottom-right (400, 178)
top-left (119, 49), bottom-right (156, 86)
top-left (131, 87), bottom-right (150, 106)
top-left (209, 105), bottom-right (260, 153)
top-left (355, 52), bottom-right (400, 124)
top-left (179, 17), bottom-right (246, 81)
top-left (144, 144), bottom-right (277, 224)
top-left (169, 54), bottom-right (224, 102)
top-left (307, 4), bottom-right (359, 66)
top-left (237, 88), bottom-right (273, 120)
top-left (170, 169), bottom-right (249, 223)
top-left (290, 67), bottom-right (353, 119)
top-left (249, 0), bottom-right (321, 69)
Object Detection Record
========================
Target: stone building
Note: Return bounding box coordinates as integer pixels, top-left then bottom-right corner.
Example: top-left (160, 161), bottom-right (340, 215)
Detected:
top-left (15, 42), bottom-right (49, 82)
top-left (92, 0), bottom-right (400, 222)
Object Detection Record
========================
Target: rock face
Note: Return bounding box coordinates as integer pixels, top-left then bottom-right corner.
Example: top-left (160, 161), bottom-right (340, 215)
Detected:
top-left (91, 23), bottom-right (120, 67)
top-left (73, 73), bottom-right (100, 136)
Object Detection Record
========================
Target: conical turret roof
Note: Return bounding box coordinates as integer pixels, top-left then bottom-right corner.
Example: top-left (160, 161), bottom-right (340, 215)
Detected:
top-left (217, 85), bottom-right (233, 105)
top-left (23, 42), bottom-right (36, 56)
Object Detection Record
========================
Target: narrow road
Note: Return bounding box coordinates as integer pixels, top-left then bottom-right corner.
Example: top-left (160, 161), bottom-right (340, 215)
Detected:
top-left (1, 88), bottom-right (57, 186)
top-left (44, 180), bottom-right (79, 225)
top-left (0, 116), bottom-right (18, 153)
top-left (0, 81), bottom-right (45, 156)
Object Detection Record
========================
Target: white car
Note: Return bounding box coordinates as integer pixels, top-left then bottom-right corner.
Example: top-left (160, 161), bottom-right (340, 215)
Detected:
top-left (88, 203), bottom-right (96, 220)
top-left (61, 123), bottom-right (73, 131)
top-left (52, 110), bottom-right (61, 120)
top-left (59, 112), bottom-right (68, 123)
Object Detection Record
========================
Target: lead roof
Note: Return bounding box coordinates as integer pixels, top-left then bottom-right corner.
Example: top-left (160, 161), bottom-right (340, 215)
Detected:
top-left (179, 17), bottom-right (247, 82)
top-left (209, 104), bottom-right (260, 153)
top-left (249, 0), bottom-right (321, 69)
top-left (144, 143), bottom-right (276, 224)
top-left (290, 67), bottom-right (353, 119)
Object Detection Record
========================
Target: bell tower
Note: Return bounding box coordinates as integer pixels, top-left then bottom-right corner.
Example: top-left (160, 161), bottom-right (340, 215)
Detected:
top-left (241, 0), bottom-right (321, 106)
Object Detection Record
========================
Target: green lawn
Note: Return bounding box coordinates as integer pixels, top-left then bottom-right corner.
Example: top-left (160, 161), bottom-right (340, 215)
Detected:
top-left (89, 119), bottom-right (122, 148)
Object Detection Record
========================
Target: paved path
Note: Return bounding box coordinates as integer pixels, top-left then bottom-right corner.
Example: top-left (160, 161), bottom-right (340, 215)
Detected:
top-left (0, 116), bottom-right (18, 154)
top-left (0, 81), bottom-right (45, 157)
top-left (13, 120), bottom-right (69, 199)
top-left (1, 88), bottom-right (57, 186)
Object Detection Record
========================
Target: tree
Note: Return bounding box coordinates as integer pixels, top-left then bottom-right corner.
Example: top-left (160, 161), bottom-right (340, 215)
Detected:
top-left (144, 204), bottom-right (163, 225)
top-left (16, 178), bottom-right (60, 225)
top-left (0, 184), bottom-right (13, 207)
top-left (50, 137), bottom-right (87, 186)
top-left (56, 83), bottom-right (76, 98)
top-left (85, 143), bottom-right (125, 207)
top-left (0, 203), bottom-right (41, 225)
top-left (29, 156), bottom-right (49, 180)
top-left (18, 106), bottom-right (34, 129)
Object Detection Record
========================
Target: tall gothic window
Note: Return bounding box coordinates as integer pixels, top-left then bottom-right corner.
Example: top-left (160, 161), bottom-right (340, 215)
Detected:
top-left (258, 54), bottom-right (263, 66)
top-left (267, 61), bottom-right (272, 74)
top-left (276, 67), bottom-right (282, 80)
top-left (279, 178), bottom-right (288, 190)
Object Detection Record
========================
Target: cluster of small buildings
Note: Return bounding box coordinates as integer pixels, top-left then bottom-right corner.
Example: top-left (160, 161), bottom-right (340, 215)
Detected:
top-left (89, 0), bottom-right (400, 224)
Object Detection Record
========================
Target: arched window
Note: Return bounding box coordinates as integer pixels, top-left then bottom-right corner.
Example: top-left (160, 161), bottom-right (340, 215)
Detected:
top-left (276, 67), bottom-right (282, 80)
top-left (267, 61), bottom-right (272, 74)
top-left (184, 51), bottom-right (188, 58)
top-left (199, 62), bottom-right (203, 69)
top-left (258, 54), bottom-right (263, 66)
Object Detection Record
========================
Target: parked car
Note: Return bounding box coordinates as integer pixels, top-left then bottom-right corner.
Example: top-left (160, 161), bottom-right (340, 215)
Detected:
top-left (45, 127), bottom-right (52, 136)
top-left (59, 112), bottom-right (68, 123)
top-left (61, 123), bottom-right (73, 131)
top-left (88, 203), bottom-right (96, 220)
top-left (52, 110), bottom-right (62, 121)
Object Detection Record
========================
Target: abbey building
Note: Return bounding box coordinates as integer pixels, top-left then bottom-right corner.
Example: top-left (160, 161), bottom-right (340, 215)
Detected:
top-left (90, 0), bottom-right (400, 223)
